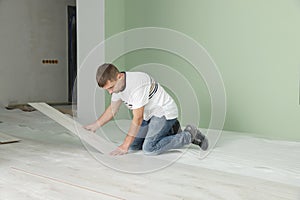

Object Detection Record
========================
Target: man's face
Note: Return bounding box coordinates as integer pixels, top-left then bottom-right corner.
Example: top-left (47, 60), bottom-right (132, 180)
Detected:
top-left (103, 76), bottom-right (124, 94)
top-left (103, 80), bottom-right (116, 94)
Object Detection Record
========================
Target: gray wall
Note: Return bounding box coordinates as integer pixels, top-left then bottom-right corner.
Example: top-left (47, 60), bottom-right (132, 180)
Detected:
top-left (0, 0), bottom-right (75, 106)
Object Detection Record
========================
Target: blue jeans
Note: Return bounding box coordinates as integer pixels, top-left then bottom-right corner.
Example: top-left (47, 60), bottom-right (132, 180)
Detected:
top-left (129, 116), bottom-right (192, 155)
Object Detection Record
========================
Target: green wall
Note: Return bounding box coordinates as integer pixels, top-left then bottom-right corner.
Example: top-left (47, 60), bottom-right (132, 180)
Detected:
top-left (105, 0), bottom-right (300, 141)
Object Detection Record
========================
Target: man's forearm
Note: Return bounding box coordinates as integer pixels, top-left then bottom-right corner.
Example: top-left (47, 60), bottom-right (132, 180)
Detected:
top-left (121, 117), bottom-right (143, 149)
top-left (114, 105), bottom-right (144, 154)
top-left (96, 109), bottom-right (113, 127)
top-left (96, 102), bottom-right (121, 127)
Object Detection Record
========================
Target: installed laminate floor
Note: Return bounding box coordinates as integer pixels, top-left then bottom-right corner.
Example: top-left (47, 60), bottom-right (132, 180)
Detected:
top-left (0, 107), bottom-right (299, 200)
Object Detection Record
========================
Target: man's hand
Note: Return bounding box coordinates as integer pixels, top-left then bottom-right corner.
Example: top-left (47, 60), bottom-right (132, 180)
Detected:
top-left (83, 101), bottom-right (122, 133)
top-left (83, 121), bottom-right (101, 132)
top-left (110, 145), bottom-right (128, 156)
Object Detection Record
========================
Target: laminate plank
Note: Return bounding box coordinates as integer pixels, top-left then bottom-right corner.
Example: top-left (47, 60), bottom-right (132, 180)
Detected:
top-left (0, 132), bottom-right (20, 144)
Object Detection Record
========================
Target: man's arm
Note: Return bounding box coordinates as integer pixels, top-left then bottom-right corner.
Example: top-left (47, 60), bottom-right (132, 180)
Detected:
top-left (110, 106), bottom-right (144, 155)
top-left (84, 100), bottom-right (122, 132)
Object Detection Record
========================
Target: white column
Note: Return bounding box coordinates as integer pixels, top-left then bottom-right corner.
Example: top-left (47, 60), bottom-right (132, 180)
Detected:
top-left (76, 0), bottom-right (105, 124)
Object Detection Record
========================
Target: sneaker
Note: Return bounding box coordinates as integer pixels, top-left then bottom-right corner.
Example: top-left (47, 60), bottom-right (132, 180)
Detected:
top-left (184, 125), bottom-right (209, 151)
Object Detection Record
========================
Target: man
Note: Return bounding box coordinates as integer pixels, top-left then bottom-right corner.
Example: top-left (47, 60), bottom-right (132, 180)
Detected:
top-left (84, 63), bottom-right (208, 156)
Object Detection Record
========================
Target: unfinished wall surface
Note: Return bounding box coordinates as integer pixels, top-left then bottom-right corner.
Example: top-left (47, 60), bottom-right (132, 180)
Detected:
top-left (104, 0), bottom-right (300, 141)
top-left (0, 0), bottom-right (75, 106)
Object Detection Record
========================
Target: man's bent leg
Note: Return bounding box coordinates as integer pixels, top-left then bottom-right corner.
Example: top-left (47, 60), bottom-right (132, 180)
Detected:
top-left (142, 116), bottom-right (191, 155)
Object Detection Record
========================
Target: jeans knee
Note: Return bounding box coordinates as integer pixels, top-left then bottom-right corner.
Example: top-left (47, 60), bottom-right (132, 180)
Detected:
top-left (142, 148), bottom-right (158, 156)
top-left (142, 144), bottom-right (153, 154)
top-left (142, 142), bottom-right (157, 155)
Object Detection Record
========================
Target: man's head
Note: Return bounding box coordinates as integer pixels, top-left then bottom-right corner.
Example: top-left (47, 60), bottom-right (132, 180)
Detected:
top-left (96, 63), bottom-right (125, 94)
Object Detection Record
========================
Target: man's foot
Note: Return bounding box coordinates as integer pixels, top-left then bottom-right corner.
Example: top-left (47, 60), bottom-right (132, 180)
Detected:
top-left (184, 125), bottom-right (209, 151)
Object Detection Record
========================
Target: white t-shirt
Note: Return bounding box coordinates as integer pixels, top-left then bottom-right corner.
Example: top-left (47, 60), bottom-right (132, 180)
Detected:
top-left (111, 72), bottom-right (178, 121)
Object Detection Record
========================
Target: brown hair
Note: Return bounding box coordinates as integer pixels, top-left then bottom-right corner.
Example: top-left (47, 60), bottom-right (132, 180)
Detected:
top-left (96, 63), bottom-right (119, 87)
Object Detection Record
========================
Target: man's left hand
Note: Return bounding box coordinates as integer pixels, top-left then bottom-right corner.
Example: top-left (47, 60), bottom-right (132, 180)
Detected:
top-left (110, 146), bottom-right (128, 156)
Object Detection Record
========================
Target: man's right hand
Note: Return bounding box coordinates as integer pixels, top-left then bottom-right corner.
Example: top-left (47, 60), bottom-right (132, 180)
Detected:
top-left (83, 121), bottom-right (101, 132)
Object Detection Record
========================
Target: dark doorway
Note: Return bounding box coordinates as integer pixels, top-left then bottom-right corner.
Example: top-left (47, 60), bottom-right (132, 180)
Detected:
top-left (68, 6), bottom-right (77, 103)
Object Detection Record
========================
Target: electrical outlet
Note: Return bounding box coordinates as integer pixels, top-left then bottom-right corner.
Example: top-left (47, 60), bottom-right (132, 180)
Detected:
top-left (42, 59), bottom-right (59, 64)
